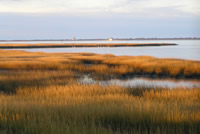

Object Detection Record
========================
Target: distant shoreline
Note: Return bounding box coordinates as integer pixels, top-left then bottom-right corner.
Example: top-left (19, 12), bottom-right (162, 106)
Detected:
top-left (0, 43), bottom-right (177, 49)
top-left (0, 38), bottom-right (199, 42)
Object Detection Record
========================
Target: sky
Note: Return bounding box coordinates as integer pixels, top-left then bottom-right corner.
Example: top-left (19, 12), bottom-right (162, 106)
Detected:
top-left (0, 0), bottom-right (200, 39)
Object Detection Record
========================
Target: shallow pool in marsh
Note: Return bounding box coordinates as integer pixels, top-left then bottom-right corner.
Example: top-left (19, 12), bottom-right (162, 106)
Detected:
top-left (2, 40), bottom-right (200, 61)
top-left (80, 75), bottom-right (200, 89)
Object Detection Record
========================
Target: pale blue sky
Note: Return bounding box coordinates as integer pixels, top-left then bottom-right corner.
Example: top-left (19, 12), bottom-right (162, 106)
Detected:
top-left (0, 0), bottom-right (199, 39)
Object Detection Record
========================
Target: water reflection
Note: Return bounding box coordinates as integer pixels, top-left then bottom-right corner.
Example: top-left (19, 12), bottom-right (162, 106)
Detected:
top-left (80, 75), bottom-right (200, 89)
top-left (5, 40), bottom-right (200, 61)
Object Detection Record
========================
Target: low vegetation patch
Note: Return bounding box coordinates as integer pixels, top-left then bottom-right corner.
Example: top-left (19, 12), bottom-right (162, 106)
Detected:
top-left (0, 43), bottom-right (177, 48)
top-left (0, 49), bottom-right (200, 78)
top-left (0, 50), bottom-right (199, 134)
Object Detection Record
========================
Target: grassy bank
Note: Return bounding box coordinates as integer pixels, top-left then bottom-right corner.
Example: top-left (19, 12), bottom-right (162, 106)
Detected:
top-left (0, 76), bottom-right (199, 134)
top-left (0, 43), bottom-right (177, 48)
top-left (0, 49), bottom-right (200, 78)
top-left (0, 50), bottom-right (200, 134)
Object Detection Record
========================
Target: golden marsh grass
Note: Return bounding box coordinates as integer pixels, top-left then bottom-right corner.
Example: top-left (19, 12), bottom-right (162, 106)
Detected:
top-left (0, 43), bottom-right (177, 48)
top-left (0, 49), bottom-right (200, 78)
top-left (0, 84), bottom-right (199, 134)
top-left (0, 49), bottom-right (199, 133)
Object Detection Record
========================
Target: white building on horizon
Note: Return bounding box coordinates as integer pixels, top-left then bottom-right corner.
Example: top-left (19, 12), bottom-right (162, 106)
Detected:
top-left (108, 38), bottom-right (113, 41)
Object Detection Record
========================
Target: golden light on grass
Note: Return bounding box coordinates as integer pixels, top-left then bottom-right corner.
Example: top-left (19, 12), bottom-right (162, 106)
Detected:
top-left (0, 43), bottom-right (177, 48)
top-left (0, 84), bottom-right (199, 134)
top-left (0, 49), bottom-right (200, 78)
top-left (0, 49), bottom-right (199, 134)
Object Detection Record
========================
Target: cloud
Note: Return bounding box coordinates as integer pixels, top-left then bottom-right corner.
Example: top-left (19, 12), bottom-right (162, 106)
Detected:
top-left (0, 0), bottom-right (199, 16)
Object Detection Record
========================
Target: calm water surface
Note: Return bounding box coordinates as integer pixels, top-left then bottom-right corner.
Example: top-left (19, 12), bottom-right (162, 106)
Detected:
top-left (80, 75), bottom-right (200, 89)
top-left (2, 40), bottom-right (200, 61)
top-left (1, 40), bottom-right (200, 87)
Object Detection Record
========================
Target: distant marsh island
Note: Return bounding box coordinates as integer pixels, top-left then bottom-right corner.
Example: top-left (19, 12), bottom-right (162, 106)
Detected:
top-left (0, 43), bottom-right (177, 49)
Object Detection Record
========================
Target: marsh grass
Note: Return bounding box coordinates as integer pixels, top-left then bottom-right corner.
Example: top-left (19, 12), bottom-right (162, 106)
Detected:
top-left (1, 50), bottom-right (200, 78)
top-left (0, 84), bottom-right (199, 134)
top-left (0, 70), bottom-right (74, 93)
top-left (0, 50), bottom-right (200, 134)
top-left (0, 43), bottom-right (176, 49)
